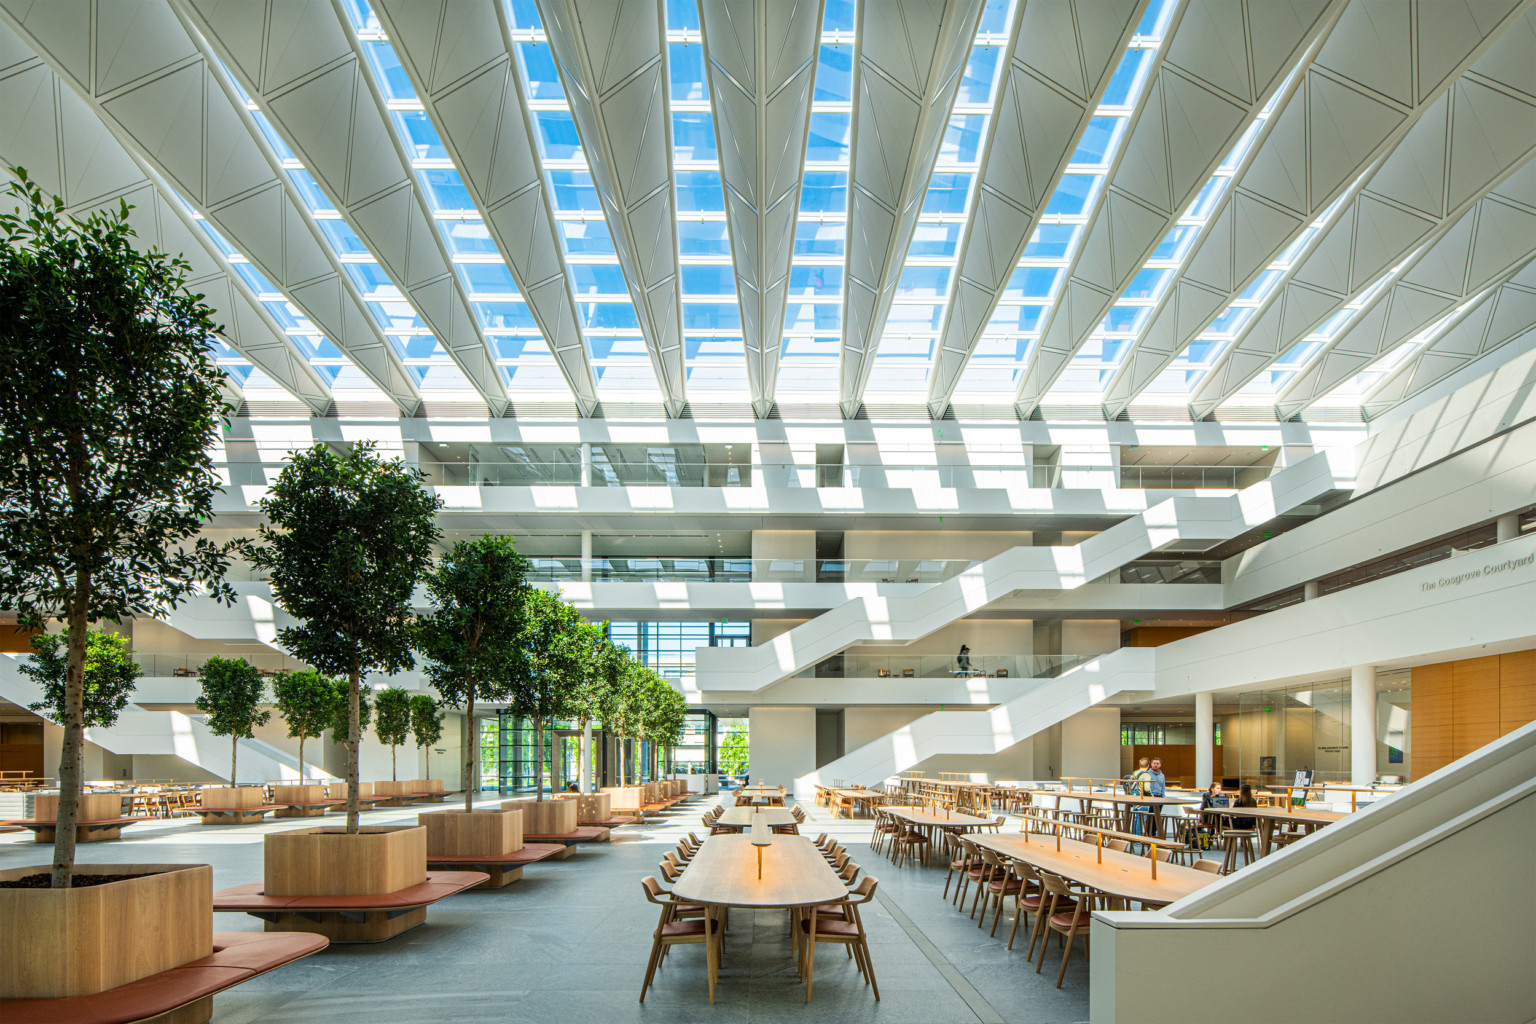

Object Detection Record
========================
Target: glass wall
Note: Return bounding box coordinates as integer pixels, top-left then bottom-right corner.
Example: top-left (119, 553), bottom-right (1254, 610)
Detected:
top-left (607, 620), bottom-right (750, 688)
top-left (1220, 671), bottom-right (1411, 784)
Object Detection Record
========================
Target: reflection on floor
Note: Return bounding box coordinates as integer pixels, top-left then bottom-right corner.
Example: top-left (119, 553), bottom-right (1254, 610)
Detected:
top-left (0, 795), bottom-right (1092, 1023)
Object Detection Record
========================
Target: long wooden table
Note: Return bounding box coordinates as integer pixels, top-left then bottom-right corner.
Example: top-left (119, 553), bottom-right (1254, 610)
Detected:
top-left (1044, 791), bottom-right (1200, 836)
top-left (970, 831), bottom-right (1215, 907)
top-left (1194, 805), bottom-right (1346, 855)
top-left (672, 835), bottom-right (848, 1002)
top-left (715, 806), bottom-right (798, 829)
top-left (885, 807), bottom-right (995, 830)
top-left (825, 788), bottom-right (885, 818)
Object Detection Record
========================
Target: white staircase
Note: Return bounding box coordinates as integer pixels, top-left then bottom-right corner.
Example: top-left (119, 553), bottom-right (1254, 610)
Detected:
top-left (0, 653), bottom-right (327, 783)
top-left (695, 449), bottom-right (1353, 697)
top-left (1092, 721), bottom-right (1536, 1023)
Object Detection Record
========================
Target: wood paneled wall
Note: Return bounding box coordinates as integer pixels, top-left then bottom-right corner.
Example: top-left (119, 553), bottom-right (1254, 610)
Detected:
top-left (1122, 626), bottom-right (1216, 647)
top-left (1127, 745), bottom-right (1225, 787)
top-left (1412, 649), bottom-right (1535, 779)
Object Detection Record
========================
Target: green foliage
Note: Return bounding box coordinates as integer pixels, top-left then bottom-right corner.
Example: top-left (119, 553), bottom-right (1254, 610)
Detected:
top-left (410, 694), bottom-right (444, 750)
top-left (374, 688), bottom-right (412, 748)
top-left (568, 622), bottom-right (623, 728)
top-left (328, 679), bottom-right (372, 744)
top-left (510, 587), bottom-right (583, 725)
top-left (718, 723), bottom-right (749, 776)
top-left (0, 169), bottom-right (234, 633)
top-left (0, 169), bottom-right (234, 883)
top-left (195, 657), bottom-right (270, 740)
top-left (241, 440), bottom-right (440, 828)
top-left (271, 669), bottom-right (338, 745)
top-left (23, 629), bottom-right (141, 728)
top-left (241, 442), bottom-right (441, 683)
top-left (417, 535), bottom-right (531, 711)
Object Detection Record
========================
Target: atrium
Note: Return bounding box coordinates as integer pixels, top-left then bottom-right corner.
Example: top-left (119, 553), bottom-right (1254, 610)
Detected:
top-left (0, 1), bottom-right (1533, 1022)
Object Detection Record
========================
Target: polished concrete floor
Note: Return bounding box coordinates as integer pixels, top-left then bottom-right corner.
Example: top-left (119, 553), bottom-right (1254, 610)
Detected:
top-left (0, 796), bottom-right (1094, 1023)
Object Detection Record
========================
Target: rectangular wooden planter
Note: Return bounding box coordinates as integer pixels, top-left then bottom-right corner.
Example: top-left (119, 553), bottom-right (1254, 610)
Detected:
top-left (264, 825), bottom-right (426, 896)
top-left (509, 798), bottom-right (576, 835)
top-left (326, 781), bottom-right (372, 800)
top-left (555, 792), bottom-right (611, 822)
top-left (27, 793), bottom-right (129, 841)
top-left (602, 786), bottom-right (645, 814)
top-left (0, 863), bottom-right (212, 999)
top-left (419, 807), bottom-right (523, 857)
top-left (374, 780), bottom-right (424, 805)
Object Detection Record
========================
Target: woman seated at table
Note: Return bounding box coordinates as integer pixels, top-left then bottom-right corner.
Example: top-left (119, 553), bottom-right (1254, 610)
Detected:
top-left (1230, 783), bottom-right (1259, 830)
top-left (1199, 780), bottom-right (1228, 811)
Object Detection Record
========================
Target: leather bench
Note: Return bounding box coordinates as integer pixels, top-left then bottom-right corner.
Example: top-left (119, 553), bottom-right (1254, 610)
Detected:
top-left (426, 842), bottom-right (566, 887)
top-left (213, 870), bottom-right (487, 942)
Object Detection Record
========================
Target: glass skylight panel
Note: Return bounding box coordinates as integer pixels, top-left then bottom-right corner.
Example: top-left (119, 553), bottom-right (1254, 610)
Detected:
top-left (438, 218), bottom-right (501, 257)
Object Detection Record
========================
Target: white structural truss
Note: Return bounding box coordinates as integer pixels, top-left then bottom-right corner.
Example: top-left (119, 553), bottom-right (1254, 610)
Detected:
top-left (1099, 0), bottom-right (1536, 418)
top-left (173, 0), bottom-right (512, 415)
top-left (370, 0), bottom-right (601, 415)
top-left (0, 0), bottom-right (426, 413)
top-left (924, 0), bottom-right (1147, 417)
top-left (536, 0), bottom-right (688, 416)
top-left (698, 0), bottom-right (822, 418)
top-left (838, 0), bottom-right (983, 418)
top-left (0, 28), bottom-right (334, 414)
top-left (0, 0), bottom-right (1531, 423)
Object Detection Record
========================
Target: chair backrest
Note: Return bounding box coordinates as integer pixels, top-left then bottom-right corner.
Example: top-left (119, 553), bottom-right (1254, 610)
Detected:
top-left (641, 876), bottom-right (669, 905)
top-left (1037, 869), bottom-right (1072, 898)
top-left (1106, 838), bottom-right (1129, 852)
top-left (659, 860), bottom-right (681, 883)
top-left (1013, 859), bottom-right (1041, 885)
top-left (848, 875), bottom-right (879, 904)
top-left (978, 846), bottom-right (1003, 868)
top-left (840, 860), bottom-right (860, 884)
top-left (1194, 858), bottom-right (1222, 874)
top-left (1149, 846), bottom-right (1173, 862)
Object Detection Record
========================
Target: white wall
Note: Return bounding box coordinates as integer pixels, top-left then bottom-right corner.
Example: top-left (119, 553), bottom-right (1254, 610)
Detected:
top-left (1061, 707), bottom-right (1121, 780)
top-left (751, 531), bottom-right (815, 581)
top-left (748, 707), bottom-right (817, 789)
top-left (843, 530), bottom-right (1032, 561)
top-left (1062, 620), bottom-right (1122, 657)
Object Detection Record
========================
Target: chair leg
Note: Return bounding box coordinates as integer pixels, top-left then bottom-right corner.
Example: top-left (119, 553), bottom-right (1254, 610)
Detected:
top-left (639, 934), bottom-right (664, 1002)
top-left (861, 939), bottom-right (880, 1000)
top-left (1056, 925), bottom-right (1081, 988)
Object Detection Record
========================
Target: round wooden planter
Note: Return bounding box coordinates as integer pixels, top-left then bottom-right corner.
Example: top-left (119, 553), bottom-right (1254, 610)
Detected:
top-left (261, 825), bottom-right (427, 942)
top-left (0, 863), bottom-right (212, 1000)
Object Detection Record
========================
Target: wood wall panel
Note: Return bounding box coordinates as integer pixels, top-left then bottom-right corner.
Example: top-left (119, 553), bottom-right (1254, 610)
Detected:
top-left (1499, 650), bottom-right (1536, 736)
top-left (1451, 656), bottom-right (1501, 758)
top-left (1411, 662), bottom-right (1454, 780)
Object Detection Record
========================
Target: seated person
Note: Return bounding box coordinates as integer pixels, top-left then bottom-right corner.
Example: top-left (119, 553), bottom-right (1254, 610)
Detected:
top-left (1230, 783), bottom-right (1259, 830)
top-left (1200, 780), bottom-right (1229, 810)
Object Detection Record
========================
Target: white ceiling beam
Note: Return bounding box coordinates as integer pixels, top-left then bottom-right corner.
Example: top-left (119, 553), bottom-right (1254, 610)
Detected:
top-left (924, 0), bottom-right (1149, 418)
top-left (1191, 24), bottom-right (1536, 418)
top-left (698, 0), bottom-right (823, 419)
top-left (1014, 0), bottom-right (1348, 417)
top-left (174, 0), bottom-right (514, 416)
top-left (0, 30), bottom-right (334, 415)
top-left (0, 0), bottom-right (425, 414)
top-left (839, 0), bottom-right (985, 419)
top-left (1100, 0), bottom-right (1536, 418)
top-left (1359, 257), bottom-right (1536, 419)
top-left (371, 0), bottom-right (602, 417)
top-left (535, 0), bottom-right (688, 417)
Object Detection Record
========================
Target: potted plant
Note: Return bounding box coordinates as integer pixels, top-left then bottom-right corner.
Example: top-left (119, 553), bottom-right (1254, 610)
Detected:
top-left (195, 655), bottom-right (270, 789)
top-left (240, 442), bottom-right (440, 903)
top-left (374, 686), bottom-right (412, 782)
top-left (410, 693), bottom-right (444, 782)
top-left (273, 668), bottom-right (339, 784)
top-left (0, 172), bottom-right (231, 994)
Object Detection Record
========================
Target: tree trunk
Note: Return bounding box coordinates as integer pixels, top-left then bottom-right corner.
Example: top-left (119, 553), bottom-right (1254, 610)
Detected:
top-left (297, 734), bottom-right (306, 784)
top-left (52, 597), bottom-right (91, 888)
top-left (534, 717), bottom-right (544, 801)
top-left (390, 743), bottom-right (396, 782)
top-left (230, 734), bottom-right (238, 787)
top-left (579, 721), bottom-right (591, 794)
top-left (423, 743), bottom-right (430, 782)
top-left (345, 663), bottom-right (361, 833)
top-left (463, 690), bottom-right (475, 813)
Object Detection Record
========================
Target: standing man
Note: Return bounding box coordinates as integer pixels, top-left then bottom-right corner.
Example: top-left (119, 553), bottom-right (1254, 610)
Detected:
top-left (1145, 757), bottom-right (1168, 839)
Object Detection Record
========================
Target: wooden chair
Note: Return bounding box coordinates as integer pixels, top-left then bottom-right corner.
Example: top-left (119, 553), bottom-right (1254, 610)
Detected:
top-left (1005, 860), bottom-right (1050, 955)
top-left (891, 819), bottom-right (931, 868)
top-left (1035, 870), bottom-right (1093, 988)
top-left (639, 877), bottom-right (719, 1003)
top-left (940, 832), bottom-right (975, 902)
top-left (975, 847), bottom-right (1023, 935)
top-left (952, 837), bottom-right (986, 910)
top-left (799, 876), bottom-right (880, 1003)
top-left (1193, 857), bottom-right (1222, 875)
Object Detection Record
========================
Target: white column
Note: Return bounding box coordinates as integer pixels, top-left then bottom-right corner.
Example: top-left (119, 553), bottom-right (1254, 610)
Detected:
top-left (1303, 580), bottom-right (1320, 601)
top-left (1195, 691), bottom-right (1214, 788)
top-left (1496, 513), bottom-right (1519, 542)
top-left (1351, 665), bottom-right (1377, 786)
top-left (580, 530), bottom-right (593, 581)
top-left (579, 441), bottom-right (592, 486)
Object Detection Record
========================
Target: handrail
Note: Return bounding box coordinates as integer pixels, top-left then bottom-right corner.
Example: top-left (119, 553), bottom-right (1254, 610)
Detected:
top-left (1018, 809), bottom-right (1167, 878)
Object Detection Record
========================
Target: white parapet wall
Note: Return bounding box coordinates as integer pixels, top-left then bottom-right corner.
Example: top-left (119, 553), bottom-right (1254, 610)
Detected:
top-left (1090, 721), bottom-right (1536, 1023)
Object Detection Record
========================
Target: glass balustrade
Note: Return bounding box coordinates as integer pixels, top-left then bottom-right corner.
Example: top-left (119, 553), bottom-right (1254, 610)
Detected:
top-left (797, 651), bottom-right (1098, 680)
top-left (133, 652), bottom-right (310, 678)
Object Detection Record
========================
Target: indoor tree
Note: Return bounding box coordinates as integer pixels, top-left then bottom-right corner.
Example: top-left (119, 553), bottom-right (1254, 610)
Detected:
top-left (410, 693), bottom-right (444, 781)
top-left (374, 687), bottom-right (412, 782)
top-left (240, 441), bottom-right (441, 831)
top-left (271, 669), bottom-right (338, 783)
top-left (598, 657), bottom-right (645, 785)
top-left (568, 624), bottom-right (624, 793)
top-left (416, 535), bottom-right (530, 812)
top-left (23, 628), bottom-right (142, 754)
top-left (0, 171), bottom-right (233, 886)
top-left (638, 670), bottom-right (687, 783)
top-left (195, 656), bottom-right (270, 787)
top-left (511, 588), bottom-right (583, 800)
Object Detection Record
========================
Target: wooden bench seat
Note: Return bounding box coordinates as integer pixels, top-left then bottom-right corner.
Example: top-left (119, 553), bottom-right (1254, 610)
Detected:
top-left (212, 870), bottom-right (487, 943)
top-left (2, 816), bottom-right (151, 842)
top-left (426, 842), bottom-right (565, 887)
top-left (198, 804), bottom-right (282, 825)
top-left (582, 815), bottom-right (641, 827)
top-left (274, 799), bottom-right (349, 818)
top-left (524, 825), bottom-right (611, 848)
top-left (0, 931), bottom-right (327, 1024)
